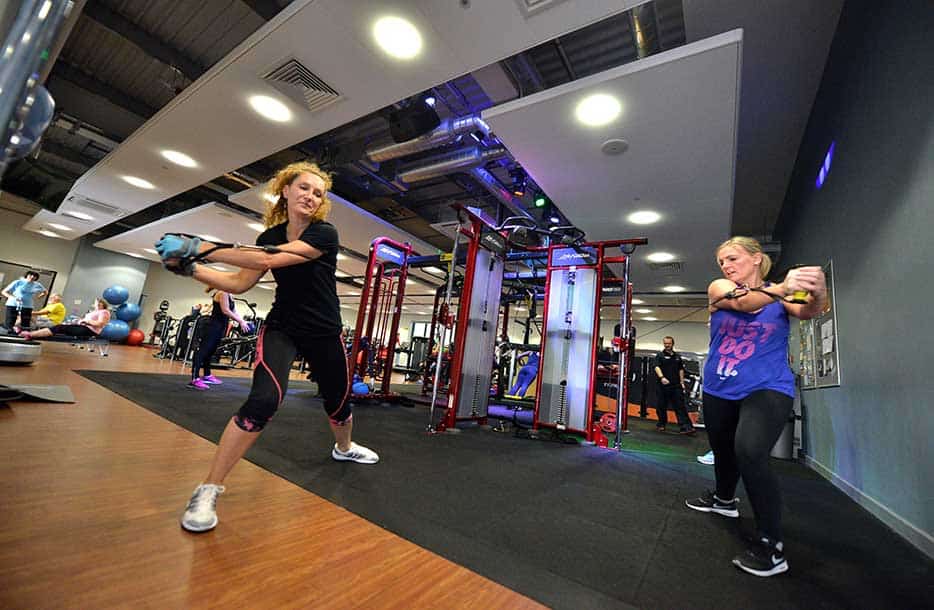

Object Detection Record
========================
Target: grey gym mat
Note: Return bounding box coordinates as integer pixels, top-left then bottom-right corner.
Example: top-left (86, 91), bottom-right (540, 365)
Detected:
top-left (0, 384), bottom-right (75, 403)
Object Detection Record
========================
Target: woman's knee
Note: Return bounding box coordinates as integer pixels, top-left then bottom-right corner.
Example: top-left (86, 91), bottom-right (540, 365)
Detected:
top-left (236, 400), bottom-right (278, 431)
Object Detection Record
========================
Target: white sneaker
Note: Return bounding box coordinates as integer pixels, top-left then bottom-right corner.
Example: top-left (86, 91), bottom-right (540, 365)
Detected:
top-left (697, 450), bottom-right (715, 465)
top-left (332, 442), bottom-right (379, 464)
top-left (181, 483), bottom-right (225, 532)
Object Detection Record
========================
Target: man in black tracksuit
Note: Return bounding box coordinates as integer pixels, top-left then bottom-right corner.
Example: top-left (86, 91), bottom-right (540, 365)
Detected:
top-left (653, 336), bottom-right (695, 434)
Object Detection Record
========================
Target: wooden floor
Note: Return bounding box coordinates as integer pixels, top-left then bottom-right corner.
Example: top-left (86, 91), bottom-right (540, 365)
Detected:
top-left (0, 342), bottom-right (543, 610)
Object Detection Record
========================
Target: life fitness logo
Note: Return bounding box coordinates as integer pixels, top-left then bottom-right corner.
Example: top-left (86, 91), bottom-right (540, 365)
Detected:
top-left (553, 247), bottom-right (595, 266)
top-left (375, 244), bottom-right (405, 264)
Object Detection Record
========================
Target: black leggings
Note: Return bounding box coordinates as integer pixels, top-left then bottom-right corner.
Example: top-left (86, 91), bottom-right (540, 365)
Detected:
top-left (192, 321), bottom-right (226, 380)
top-left (5, 306), bottom-right (33, 329)
top-left (50, 324), bottom-right (96, 338)
top-left (234, 326), bottom-right (350, 431)
top-left (704, 390), bottom-right (793, 541)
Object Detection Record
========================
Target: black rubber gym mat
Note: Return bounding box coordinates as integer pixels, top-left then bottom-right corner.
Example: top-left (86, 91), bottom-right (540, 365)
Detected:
top-left (78, 370), bottom-right (933, 610)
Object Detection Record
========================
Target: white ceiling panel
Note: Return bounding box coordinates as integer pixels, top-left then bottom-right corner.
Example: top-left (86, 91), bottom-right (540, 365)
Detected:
top-left (52, 0), bottom-right (641, 237)
top-left (228, 187), bottom-right (437, 258)
top-left (483, 30), bottom-right (742, 295)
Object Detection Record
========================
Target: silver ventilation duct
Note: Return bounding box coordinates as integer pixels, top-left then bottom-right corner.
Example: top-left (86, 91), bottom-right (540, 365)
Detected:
top-left (397, 146), bottom-right (507, 183)
top-left (470, 166), bottom-right (533, 220)
top-left (366, 116), bottom-right (491, 163)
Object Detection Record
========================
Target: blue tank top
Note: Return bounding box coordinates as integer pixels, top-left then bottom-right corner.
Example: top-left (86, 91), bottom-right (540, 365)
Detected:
top-left (703, 300), bottom-right (795, 400)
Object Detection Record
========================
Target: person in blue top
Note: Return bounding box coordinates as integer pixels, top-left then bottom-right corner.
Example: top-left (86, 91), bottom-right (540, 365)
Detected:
top-left (2, 270), bottom-right (47, 332)
top-left (507, 350), bottom-right (540, 398)
top-left (685, 237), bottom-right (826, 578)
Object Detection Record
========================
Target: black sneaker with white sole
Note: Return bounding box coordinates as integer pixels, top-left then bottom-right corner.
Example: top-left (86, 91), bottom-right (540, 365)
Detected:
top-left (685, 490), bottom-right (740, 517)
top-left (733, 536), bottom-right (789, 577)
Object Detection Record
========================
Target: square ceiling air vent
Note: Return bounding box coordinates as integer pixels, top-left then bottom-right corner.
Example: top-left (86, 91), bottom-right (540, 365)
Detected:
top-left (263, 59), bottom-right (341, 113)
top-left (648, 261), bottom-right (684, 273)
top-left (515, 0), bottom-right (570, 18)
top-left (65, 195), bottom-right (127, 218)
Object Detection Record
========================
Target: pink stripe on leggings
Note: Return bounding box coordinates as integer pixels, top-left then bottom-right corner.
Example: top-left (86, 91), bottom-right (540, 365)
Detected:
top-left (255, 326), bottom-right (283, 406)
top-left (328, 334), bottom-right (353, 424)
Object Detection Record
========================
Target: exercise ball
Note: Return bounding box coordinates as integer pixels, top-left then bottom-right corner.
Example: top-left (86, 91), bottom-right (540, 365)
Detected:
top-left (103, 285), bottom-right (129, 305)
top-left (115, 302), bottom-right (141, 322)
top-left (126, 328), bottom-right (145, 346)
top-left (100, 320), bottom-right (130, 342)
top-left (352, 381), bottom-right (370, 395)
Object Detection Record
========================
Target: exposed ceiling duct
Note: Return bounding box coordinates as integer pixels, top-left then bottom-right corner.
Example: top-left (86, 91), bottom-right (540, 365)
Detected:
top-left (365, 116), bottom-right (491, 163)
top-left (397, 145), bottom-right (507, 183)
top-left (470, 166), bottom-right (533, 220)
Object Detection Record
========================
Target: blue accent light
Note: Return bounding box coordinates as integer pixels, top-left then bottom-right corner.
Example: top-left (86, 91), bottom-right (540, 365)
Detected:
top-left (816, 141), bottom-right (835, 189)
top-left (424, 96), bottom-right (436, 107)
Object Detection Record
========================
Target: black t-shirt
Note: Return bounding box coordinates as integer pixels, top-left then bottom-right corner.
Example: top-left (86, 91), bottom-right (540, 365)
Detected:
top-left (654, 350), bottom-right (685, 384)
top-left (257, 221), bottom-right (342, 337)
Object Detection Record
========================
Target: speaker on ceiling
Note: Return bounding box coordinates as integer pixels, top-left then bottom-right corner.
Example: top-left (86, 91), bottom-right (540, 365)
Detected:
top-left (389, 104), bottom-right (441, 142)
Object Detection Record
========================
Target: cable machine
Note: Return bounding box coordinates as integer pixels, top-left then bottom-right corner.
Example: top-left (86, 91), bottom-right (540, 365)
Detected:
top-left (348, 237), bottom-right (414, 402)
top-left (532, 239), bottom-right (645, 444)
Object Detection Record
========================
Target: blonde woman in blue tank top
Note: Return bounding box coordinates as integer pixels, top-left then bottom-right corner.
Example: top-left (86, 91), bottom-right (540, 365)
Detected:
top-left (685, 237), bottom-right (827, 577)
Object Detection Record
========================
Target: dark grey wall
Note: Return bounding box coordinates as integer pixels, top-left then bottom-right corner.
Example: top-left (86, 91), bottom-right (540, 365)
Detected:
top-left (775, 0), bottom-right (933, 556)
top-left (63, 239), bottom-right (150, 322)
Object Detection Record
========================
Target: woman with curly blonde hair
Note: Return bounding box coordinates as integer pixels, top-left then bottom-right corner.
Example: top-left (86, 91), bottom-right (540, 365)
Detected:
top-left (155, 161), bottom-right (378, 533)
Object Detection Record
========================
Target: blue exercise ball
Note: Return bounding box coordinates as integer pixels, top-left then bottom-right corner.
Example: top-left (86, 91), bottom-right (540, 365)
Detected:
top-left (100, 320), bottom-right (130, 342)
top-left (352, 381), bottom-right (370, 395)
top-left (103, 285), bottom-right (129, 305)
top-left (115, 302), bottom-right (141, 322)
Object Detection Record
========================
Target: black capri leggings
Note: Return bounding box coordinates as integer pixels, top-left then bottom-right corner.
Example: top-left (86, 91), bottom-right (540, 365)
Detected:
top-left (192, 320), bottom-right (226, 380)
top-left (703, 390), bottom-right (793, 541)
top-left (234, 326), bottom-right (350, 432)
top-left (49, 324), bottom-right (97, 338)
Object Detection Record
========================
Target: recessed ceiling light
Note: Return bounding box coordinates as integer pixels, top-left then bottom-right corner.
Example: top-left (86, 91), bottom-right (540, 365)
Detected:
top-left (631, 298), bottom-right (644, 305)
top-left (662, 285), bottom-right (686, 293)
top-left (63, 210), bottom-right (94, 221)
top-left (424, 266), bottom-right (444, 275)
top-left (402, 306), bottom-right (409, 310)
top-left (647, 252), bottom-right (675, 262)
top-left (200, 234), bottom-right (222, 242)
top-left (373, 16), bottom-right (422, 59)
top-left (247, 222), bottom-right (265, 232)
top-left (635, 308), bottom-right (653, 314)
top-left (47, 223), bottom-right (72, 231)
top-left (336, 253), bottom-right (347, 261)
top-left (642, 316), bottom-right (658, 321)
top-left (348, 291), bottom-right (360, 296)
top-left (258, 284), bottom-right (274, 290)
top-left (627, 210), bottom-right (661, 225)
top-left (38, 229), bottom-right (60, 238)
top-left (122, 175), bottom-right (155, 189)
top-left (263, 193), bottom-right (279, 204)
top-left (406, 279), bottom-right (416, 285)
top-left (335, 270), bottom-right (349, 278)
top-left (575, 93), bottom-right (622, 127)
top-left (124, 252), bottom-right (146, 259)
top-left (143, 248), bottom-right (158, 254)
top-left (161, 150), bottom-right (198, 168)
top-left (248, 95), bottom-right (291, 122)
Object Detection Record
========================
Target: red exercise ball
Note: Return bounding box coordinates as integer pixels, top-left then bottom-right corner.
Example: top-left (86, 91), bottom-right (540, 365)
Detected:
top-left (126, 328), bottom-right (145, 346)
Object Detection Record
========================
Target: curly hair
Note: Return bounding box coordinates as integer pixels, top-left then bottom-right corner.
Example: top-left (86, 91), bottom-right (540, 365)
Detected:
top-left (716, 236), bottom-right (772, 279)
top-left (263, 161), bottom-right (333, 228)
